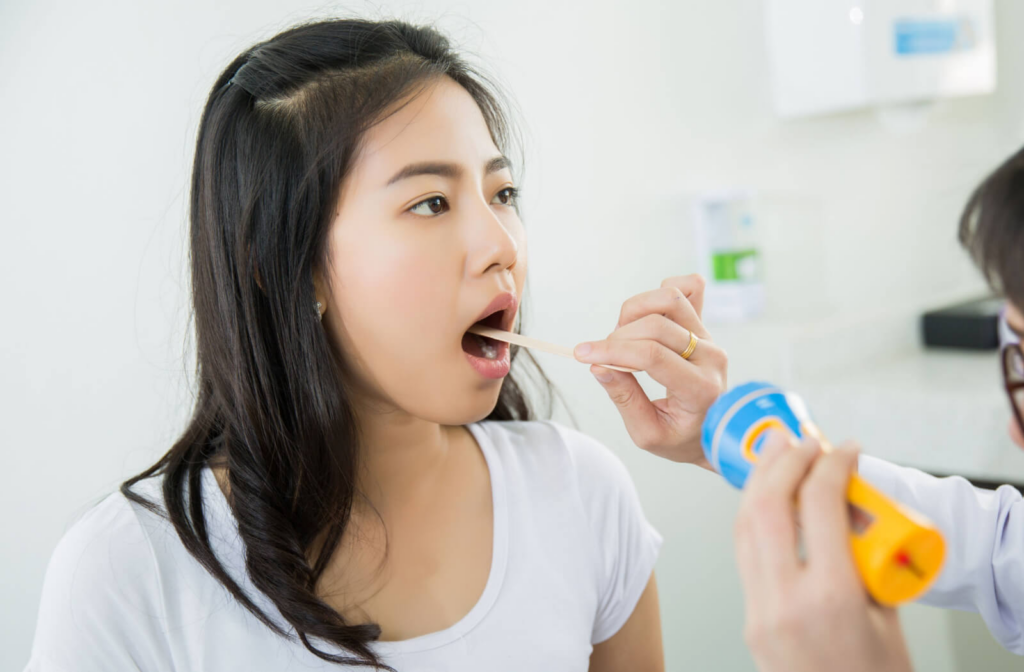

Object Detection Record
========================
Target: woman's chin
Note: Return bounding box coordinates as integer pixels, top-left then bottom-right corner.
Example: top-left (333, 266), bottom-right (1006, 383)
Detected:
top-left (428, 385), bottom-right (505, 427)
top-left (456, 389), bottom-right (505, 425)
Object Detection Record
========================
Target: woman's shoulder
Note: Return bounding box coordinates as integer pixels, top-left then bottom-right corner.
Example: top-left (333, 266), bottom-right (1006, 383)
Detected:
top-left (29, 476), bottom-right (178, 669)
top-left (38, 477), bottom-right (171, 613)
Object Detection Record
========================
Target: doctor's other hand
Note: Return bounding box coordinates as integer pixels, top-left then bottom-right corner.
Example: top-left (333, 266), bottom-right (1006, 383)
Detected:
top-left (734, 432), bottom-right (913, 672)
top-left (573, 274), bottom-right (726, 469)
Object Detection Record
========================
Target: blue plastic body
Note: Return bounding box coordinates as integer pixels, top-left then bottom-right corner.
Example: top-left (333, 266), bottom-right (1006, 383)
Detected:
top-left (700, 382), bottom-right (806, 490)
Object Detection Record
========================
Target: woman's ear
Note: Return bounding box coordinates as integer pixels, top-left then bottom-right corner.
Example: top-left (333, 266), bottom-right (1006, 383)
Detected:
top-left (313, 271), bottom-right (328, 321)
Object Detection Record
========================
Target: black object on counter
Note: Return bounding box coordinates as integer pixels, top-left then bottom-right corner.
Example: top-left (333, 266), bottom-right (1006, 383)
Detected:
top-left (922, 296), bottom-right (1003, 350)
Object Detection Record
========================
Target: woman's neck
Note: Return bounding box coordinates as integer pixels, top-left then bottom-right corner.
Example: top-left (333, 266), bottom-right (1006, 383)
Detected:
top-left (353, 404), bottom-right (457, 513)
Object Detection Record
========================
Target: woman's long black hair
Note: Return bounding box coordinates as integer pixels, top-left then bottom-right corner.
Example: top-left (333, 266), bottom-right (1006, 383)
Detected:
top-left (122, 18), bottom-right (552, 668)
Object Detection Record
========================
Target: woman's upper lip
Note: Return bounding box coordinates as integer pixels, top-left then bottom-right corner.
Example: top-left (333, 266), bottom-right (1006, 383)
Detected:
top-left (473, 292), bottom-right (518, 330)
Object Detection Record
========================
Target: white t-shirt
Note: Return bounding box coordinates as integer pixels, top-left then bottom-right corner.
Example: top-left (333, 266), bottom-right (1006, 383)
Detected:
top-left (25, 420), bottom-right (662, 671)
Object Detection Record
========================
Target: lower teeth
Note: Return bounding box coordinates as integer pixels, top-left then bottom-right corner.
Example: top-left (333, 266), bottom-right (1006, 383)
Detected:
top-left (476, 334), bottom-right (498, 360)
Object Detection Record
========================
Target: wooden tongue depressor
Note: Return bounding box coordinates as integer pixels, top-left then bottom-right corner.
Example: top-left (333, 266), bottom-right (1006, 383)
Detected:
top-left (467, 325), bottom-right (638, 373)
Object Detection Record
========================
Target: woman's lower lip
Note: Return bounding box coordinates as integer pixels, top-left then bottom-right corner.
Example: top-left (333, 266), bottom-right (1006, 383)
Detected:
top-left (464, 342), bottom-right (511, 379)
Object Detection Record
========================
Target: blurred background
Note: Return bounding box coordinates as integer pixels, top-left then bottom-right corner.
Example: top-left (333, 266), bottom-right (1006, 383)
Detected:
top-left (3, 0), bottom-right (1023, 669)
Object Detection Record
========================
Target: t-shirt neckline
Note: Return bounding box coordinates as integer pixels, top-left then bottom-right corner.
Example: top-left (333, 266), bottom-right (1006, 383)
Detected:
top-left (372, 422), bottom-right (508, 655)
top-left (200, 421), bottom-right (509, 658)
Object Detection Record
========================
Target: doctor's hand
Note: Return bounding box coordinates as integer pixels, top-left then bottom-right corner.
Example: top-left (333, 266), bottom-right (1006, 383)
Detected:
top-left (573, 274), bottom-right (726, 469)
top-left (735, 433), bottom-right (914, 672)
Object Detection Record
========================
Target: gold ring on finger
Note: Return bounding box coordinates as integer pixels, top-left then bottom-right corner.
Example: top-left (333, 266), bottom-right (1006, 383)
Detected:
top-left (680, 331), bottom-right (699, 360)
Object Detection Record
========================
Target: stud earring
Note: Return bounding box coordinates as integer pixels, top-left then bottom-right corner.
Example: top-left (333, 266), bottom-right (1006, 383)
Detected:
top-left (316, 301), bottom-right (323, 321)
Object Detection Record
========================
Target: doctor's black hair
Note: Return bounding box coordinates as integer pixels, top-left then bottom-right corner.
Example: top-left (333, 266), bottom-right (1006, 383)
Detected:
top-left (120, 18), bottom-right (553, 669)
top-left (960, 145), bottom-right (1024, 307)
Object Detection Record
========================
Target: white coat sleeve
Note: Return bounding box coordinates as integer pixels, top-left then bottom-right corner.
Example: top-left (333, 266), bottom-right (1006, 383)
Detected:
top-left (858, 455), bottom-right (1024, 655)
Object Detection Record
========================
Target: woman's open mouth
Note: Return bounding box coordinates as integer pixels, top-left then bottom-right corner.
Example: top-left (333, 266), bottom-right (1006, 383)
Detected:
top-left (462, 310), bottom-right (505, 359)
top-left (462, 294), bottom-right (516, 379)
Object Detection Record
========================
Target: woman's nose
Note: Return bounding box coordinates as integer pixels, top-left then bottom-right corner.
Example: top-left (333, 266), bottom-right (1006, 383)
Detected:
top-left (467, 205), bottom-right (519, 276)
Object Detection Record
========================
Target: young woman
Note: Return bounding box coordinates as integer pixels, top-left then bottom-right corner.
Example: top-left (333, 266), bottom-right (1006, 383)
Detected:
top-left (25, 19), bottom-right (726, 671)
top-left (733, 146), bottom-right (1024, 672)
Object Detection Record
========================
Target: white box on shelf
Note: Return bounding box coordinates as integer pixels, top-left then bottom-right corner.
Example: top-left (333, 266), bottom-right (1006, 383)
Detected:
top-left (765, 0), bottom-right (996, 119)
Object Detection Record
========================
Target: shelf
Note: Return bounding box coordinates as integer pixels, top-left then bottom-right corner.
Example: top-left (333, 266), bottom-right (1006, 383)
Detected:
top-left (796, 348), bottom-right (1024, 484)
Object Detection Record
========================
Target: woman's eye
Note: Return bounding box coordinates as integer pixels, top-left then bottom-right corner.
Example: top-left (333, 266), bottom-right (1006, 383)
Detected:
top-left (492, 187), bottom-right (518, 207)
top-left (409, 196), bottom-right (449, 216)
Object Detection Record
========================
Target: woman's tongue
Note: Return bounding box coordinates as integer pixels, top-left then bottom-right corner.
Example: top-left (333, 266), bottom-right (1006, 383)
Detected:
top-left (461, 331), bottom-right (500, 360)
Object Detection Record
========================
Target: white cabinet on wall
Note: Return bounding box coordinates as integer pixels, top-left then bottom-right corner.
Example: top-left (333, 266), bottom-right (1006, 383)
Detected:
top-left (765, 0), bottom-right (996, 118)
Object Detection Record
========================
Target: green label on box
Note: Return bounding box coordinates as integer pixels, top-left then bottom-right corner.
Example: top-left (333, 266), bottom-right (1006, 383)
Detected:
top-left (712, 249), bottom-right (759, 281)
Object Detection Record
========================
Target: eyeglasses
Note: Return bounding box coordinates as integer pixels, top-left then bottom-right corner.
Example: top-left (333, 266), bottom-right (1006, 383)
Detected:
top-left (1000, 309), bottom-right (1024, 436)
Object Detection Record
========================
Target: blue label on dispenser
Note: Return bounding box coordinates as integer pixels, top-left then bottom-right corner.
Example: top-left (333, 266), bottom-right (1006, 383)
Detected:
top-left (894, 18), bottom-right (976, 56)
top-left (701, 382), bottom-right (805, 490)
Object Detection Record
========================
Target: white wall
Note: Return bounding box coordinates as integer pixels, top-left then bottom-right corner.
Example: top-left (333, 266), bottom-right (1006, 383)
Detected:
top-left (4, 1), bottom-right (1024, 670)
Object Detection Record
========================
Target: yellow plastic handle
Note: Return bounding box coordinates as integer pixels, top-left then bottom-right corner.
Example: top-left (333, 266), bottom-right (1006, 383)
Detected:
top-left (847, 474), bottom-right (946, 606)
top-left (740, 419), bottom-right (946, 605)
top-left (791, 421), bottom-right (947, 605)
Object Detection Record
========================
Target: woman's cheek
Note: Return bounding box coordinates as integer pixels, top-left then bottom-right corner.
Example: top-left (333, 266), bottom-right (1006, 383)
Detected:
top-left (338, 229), bottom-right (440, 307)
top-left (509, 223), bottom-right (527, 290)
top-left (386, 250), bottom-right (457, 329)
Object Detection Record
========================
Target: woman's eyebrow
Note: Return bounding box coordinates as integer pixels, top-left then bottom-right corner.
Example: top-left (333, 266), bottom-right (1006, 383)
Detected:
top-left (485, 155), bottom-right (511, 175)
top-left (387, 162), bottom-right (460, 186)
top-left (385, 156), bottom-right (511, 187)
